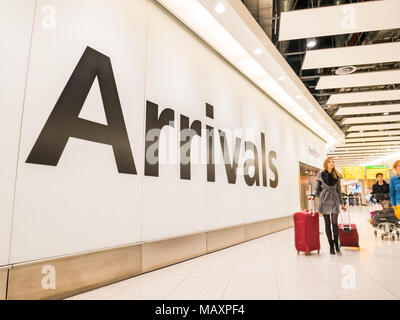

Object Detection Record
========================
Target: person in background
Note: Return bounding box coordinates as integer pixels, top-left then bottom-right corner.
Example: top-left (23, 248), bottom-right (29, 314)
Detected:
top-left (372, 172), bottom-right (390, 200)
top-left (348, 192), bottom-right (355, 206)
top-left (309, 157), bottom-right (346, 255)
top-left (342, 192), bottom-right (348, 206)
top-left (390, 160), bottom-right (400, 207)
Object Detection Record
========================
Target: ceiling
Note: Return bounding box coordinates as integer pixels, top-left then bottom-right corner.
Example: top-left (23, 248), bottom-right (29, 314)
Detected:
top-left (242, 0), bottom-right (400, 167)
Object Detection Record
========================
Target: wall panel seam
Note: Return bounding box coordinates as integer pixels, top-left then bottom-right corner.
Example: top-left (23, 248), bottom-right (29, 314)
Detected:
top-left (7, 0), bottom-right (38, 265)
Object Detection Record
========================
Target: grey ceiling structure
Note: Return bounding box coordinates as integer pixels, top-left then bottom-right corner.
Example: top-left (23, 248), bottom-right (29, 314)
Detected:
top-left (242, 0), bottom-right (400, 166)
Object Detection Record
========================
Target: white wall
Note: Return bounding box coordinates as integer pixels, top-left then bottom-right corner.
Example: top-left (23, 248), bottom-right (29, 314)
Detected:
top-left (2, 0), bottom-right (325, 265)
top-left (0, 0), bottom-right (36, 266)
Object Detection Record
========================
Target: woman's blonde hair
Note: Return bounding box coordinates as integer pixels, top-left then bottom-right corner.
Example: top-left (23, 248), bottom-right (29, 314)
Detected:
top-left (393, 160), bottom-right (400, 169)
top-left (323, 157), bottom-right (342, 179)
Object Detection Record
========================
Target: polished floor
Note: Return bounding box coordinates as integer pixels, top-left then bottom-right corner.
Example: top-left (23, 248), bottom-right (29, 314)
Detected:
top-left (68, 206), bottom-right (400, 300)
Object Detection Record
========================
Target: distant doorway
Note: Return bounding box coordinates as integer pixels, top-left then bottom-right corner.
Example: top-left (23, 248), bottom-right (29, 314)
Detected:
top-left (299, 162), bottom-right (321, 211)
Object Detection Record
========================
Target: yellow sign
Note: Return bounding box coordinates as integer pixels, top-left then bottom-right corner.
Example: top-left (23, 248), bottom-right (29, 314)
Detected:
top-left (365, 165), bottom-right (390, 179)
top-left (341, 166), bottom-right (365, 180)
top-left (395, 206), bottom-right (400, 219)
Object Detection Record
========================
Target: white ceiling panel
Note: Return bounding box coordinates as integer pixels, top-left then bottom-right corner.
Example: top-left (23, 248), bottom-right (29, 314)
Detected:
top-left (317, 70), bottom-right (400, 90)
top-left (342, 114), bottom-right (400, 124)
top-left (302, 42), bottom-right (400, 70)
top-left (344, 136), bottom-right (400, 143)
top-left (336, 145), bottom-right (400, 150)
top-left (329, 152), bottom-right (390, 156)
top-left (338, 141), bottom-right (400, 147)
top-left (336, 104), bottom-right (400, 116)
top-left (347, 123), bottom-right (400, 132)
top-left (335, 158), bottom-right (382, 161)
top-left (327, 90), bottom-right (400, 105)
top-left (335, 160), bottom-right (371, 162)
top-left (329, 153), bottom-right (390, 157)
top-left (347, 130), bottom-right (400, 138)
top-left (332, 156), bottom-right (381, 161)
top-left (330, 148), bottom-right (399, 153)
top-left (279, 0), bottom-right (400, 41)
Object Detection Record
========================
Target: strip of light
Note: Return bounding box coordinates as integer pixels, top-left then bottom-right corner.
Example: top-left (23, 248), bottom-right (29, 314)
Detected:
top-left (302, 42), bottom-right (400, 70)
top-left (156, 0), bottom-right (341, 146)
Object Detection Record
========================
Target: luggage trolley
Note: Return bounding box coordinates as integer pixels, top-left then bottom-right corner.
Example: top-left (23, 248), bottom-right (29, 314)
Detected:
top-left (370, 201), bottom-right (400, 241)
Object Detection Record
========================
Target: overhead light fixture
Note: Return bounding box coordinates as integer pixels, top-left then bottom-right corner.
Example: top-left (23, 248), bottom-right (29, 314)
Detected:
top-left (296, 95), bottom-right (301, 99)
top-left (214, 3), bottom-right (225, 14)
top-left (253, 48), bottom-right (262, 55)
top-left (156, 0), bottom-right (341, 147)
top-left (384, 112), bottom-right (390, 115)
top-left (306, 38), bottom-right (317, 48)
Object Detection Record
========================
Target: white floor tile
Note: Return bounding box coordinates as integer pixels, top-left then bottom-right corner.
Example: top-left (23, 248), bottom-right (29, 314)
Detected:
top-left (69, 206), bottom-right (400, 300)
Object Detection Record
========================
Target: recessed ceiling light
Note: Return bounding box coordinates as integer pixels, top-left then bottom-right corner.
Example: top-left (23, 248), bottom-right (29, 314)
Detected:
top-left (360, 130), bottom-right (364, 133)
top-left (253, 48), bottom-right (262, 55)
top-left (384, 112), bottom-right (389, 115)
top-left (296, 95), bottom-right (301, 99)
top-left (214, 3), bottom-right (226, 13)
top-left (278, 76), bottom-right (285, 81)
top-left (307, 38), bottom-right (317, 48)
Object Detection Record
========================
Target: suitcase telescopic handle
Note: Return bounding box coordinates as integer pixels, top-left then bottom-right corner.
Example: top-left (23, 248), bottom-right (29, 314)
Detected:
top-left (308, 199), bottom-right (316, 216)
top-left (340, 204), bottom-right (352, 230)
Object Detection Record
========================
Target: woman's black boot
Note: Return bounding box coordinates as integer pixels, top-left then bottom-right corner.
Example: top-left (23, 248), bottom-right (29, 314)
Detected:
top-left (329, 240), bottom-right (335, 255)
top-left (334, 240), bottom-right (341, 254)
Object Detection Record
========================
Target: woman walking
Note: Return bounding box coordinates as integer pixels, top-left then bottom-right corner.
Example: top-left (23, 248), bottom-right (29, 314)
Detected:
top-left (390, 160), bottom-right (400, 206)
top-left (309, 157), bottom-right (346, 255)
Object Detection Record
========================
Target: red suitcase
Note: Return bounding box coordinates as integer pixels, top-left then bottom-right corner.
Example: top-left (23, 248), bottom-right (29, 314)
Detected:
top-left (339, 209), bottom-right (359, 248)
top-left (294, 201), bottom-right (320, 255)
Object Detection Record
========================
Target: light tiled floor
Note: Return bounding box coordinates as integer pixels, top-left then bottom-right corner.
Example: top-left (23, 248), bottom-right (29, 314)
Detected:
top-left (68, 206), bottom-right (400, 300)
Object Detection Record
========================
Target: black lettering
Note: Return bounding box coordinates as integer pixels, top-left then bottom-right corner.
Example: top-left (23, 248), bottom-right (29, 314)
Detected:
top-left (261, 132), bottom-right (267, 187)
top-left (26, 46), bottom-right (137, 174)
top-left (219, 130), bottom-right (241, 184)
top-left (144, 100), bottom-right (175, 177)
top-left (243, 141), bottom-right (260, 186)
top-left (180, 115), bottom-right (201, 180)
top-left (269, 150), bottom-right (278, 188)
top-left (206, 125), bottom-right (215, 182)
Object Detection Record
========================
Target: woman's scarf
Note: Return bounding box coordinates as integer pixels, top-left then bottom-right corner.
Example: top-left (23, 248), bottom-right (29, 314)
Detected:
top-left (321, 170), bottom-right (338, 187)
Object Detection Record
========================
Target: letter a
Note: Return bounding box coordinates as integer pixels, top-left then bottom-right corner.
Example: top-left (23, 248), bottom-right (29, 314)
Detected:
top-left (26, 46), bottom-right (137, 174)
